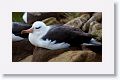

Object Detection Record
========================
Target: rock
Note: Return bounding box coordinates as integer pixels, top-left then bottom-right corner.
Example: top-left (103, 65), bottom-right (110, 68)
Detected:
top-left (88, 21), bottom-right (102, 42)
top-left (94, 54), bottom-right (102, 62)
top-left (49, 50), bottom-right (96, 62)
top-left (92, 12), bottom-right (102, 22)
top-left (64, 14), bottom-right (90, 28)
top-left (25, 12), bottom-right (94, 24)
top-left (82, 12), bottom-right (102, 32)
top-left (79, 12), bottom-right (93, 16)
top-left (32, 47), bottom-right (68, 62)
top-left (32, 47), bottom-right (81, 62)
top-left (20, 55), bottom-right (33, 62)
top-left (91, 29), bottom-right (102, 42)
top-left (88, 21), bottom-right (102, 34)
top-left (59, 12), bottom-right (93, 24)
top-left (42, 17), bottom-right (60, 26)
top-left (26, 12), bottom-right (66, 24)
top-left (12, 39), bottom-right (34, 62)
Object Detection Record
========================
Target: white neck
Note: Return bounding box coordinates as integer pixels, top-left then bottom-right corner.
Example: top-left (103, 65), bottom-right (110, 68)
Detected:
top-left (28, 26), bottom-right (51, 46)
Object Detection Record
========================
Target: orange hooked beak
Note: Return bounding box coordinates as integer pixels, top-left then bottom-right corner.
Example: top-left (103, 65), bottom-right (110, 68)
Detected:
top-left (21, 28), bottom-right (33, 34)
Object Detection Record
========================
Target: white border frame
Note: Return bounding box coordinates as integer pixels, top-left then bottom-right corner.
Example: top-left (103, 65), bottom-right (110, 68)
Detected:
top-left (0, 0), bottom-right (114, 74)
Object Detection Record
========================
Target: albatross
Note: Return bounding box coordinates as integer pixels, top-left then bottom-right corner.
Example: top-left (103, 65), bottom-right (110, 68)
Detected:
top-left (12, 22), bottom-right (31, 41)
top-left (21, 21), bottom-right (93, 50)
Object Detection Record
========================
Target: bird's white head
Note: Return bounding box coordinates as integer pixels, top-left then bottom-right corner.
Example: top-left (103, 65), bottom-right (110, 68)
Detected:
top-left (32, 21), bottom-right (47, 32)
top-left (21, 21), bottom-right (48, 34)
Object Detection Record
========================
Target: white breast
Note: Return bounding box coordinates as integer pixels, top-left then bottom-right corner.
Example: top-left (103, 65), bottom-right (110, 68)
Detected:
top-left (28, 26), bottom-right (70, 50)
top-left (28, 26), bottom-right (50, 47)
top-left (29, 33), bottom-right (70, 50)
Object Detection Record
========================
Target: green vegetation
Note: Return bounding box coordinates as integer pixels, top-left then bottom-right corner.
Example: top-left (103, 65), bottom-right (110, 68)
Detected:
top-left (12, 12), bottom-right (24, 22)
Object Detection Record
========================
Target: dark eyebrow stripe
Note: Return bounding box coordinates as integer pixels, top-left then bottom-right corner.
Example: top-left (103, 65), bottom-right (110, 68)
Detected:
top-left (35, 26), bottom-right (41, 29)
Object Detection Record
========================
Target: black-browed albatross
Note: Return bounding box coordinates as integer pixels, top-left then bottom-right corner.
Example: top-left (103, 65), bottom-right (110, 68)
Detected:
top-left (21, 21), bottom-right (93, 50)
top-left (12, 22), bottom-right (31, 41)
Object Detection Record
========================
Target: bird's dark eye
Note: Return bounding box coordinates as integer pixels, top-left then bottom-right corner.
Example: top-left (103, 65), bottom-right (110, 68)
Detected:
top-left (35, 26), bottom-right (41, 29)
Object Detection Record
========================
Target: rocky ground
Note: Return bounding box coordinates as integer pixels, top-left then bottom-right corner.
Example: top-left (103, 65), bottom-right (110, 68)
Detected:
top-left (12, 12), bottom-right (102, 62)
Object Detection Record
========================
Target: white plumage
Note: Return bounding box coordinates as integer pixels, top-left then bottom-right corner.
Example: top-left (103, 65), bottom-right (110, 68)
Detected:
top-left (22, 12), bottom-right (27, 23)
top-left (22, 21), bottom-right (70, 50)
top-left (12, 34), bottom-right (24, 41)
